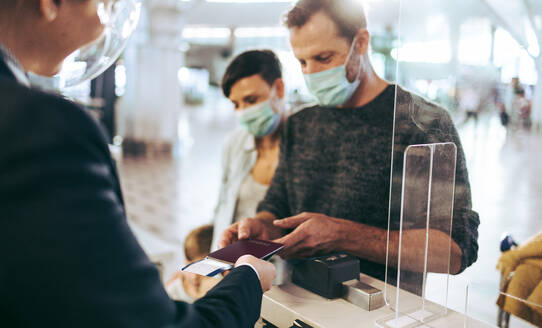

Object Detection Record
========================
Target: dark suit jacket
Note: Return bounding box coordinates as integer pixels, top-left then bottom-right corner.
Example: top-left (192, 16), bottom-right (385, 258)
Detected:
top-left (0, 58), bottom-right (262, 327)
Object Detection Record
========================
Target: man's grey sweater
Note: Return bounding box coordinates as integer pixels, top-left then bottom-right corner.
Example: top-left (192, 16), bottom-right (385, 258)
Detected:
top-left (258, 85), bottom-right (479, 286)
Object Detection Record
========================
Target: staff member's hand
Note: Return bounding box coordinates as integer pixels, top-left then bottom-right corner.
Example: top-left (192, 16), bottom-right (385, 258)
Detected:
top-left (235, 255), bottom-right (276, 292)
top-left (272, 212), bottom-right (349, 259)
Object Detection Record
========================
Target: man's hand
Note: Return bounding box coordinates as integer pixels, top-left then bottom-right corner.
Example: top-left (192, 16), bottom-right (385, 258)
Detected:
top-left (218, 212), bottom-right (283, 249)
top-left (235, 255), bottom-right (276, 292)
top-left (273, 212), bottom-right (350, 259)
top-left (272, 212), bottom-right (463, 274)
top-left (217, 218), bottom-right (270, 248)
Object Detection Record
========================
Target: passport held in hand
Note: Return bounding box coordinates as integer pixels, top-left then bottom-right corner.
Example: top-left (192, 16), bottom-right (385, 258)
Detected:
top-left (181, 239), bottom-right (284, 277)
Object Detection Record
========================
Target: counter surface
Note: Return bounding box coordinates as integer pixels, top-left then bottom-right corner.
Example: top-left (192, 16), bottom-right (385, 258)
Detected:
top-left (262, 274), bottom-right (495, 328)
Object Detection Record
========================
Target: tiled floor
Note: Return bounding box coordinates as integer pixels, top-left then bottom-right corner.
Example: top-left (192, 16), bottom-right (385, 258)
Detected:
top-left (117, 93), bottom-right (541, 326)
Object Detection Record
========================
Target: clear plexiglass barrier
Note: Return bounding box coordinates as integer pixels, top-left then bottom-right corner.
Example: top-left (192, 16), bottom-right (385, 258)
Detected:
top-left (376, 143), bottom-right (457, 328)
top-left (374, 0), bottom-right (542, 326)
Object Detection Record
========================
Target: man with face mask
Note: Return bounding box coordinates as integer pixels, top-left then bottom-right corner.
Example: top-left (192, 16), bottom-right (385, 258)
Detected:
top-left (0, 1), bottom-right (275, 327)
top-left (219, 0), bottom-right (480, 289)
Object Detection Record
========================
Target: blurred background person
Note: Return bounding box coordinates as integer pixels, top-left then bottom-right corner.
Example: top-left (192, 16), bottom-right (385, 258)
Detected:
top-left (459, 87), bottom-right (482, 124)
top-left (515, 89), bottom-right (532, 129)
top-left (504, 77), bottom-right (526, 130)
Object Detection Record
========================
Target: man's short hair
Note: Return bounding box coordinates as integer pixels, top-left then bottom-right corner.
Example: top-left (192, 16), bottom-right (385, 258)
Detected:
top-left (284, 0), bottom-right (367, 42)
top-left (221, 50), bottom-right (282, 98)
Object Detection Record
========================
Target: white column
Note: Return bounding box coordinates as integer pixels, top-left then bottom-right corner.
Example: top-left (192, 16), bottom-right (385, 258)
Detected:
top-left (531, 58), bottom-right (542, 132)
top-left (117, 0), bottom-right (187, 154)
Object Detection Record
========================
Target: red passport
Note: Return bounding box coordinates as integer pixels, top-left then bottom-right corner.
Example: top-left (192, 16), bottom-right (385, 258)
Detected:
top-left (181, 239), bottom-right (284, 277)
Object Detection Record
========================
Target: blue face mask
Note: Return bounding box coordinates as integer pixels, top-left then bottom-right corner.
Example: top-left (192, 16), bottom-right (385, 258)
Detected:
top-left (236, 100), bottom-right (281, 137)
top-left (303, 65), bottom-right (360, 107)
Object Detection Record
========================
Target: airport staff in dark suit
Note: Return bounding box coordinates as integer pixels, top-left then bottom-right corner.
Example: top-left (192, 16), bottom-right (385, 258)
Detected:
top-left (0, 1), bottom-right (276, 327)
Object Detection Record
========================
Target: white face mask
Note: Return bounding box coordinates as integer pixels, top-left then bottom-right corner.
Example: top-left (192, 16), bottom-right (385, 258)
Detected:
top-left (29, 0), bottom-right (141, 90)
top-left (235, 88), bottom-right (283, 137)
top-left (236, 100), bottom-right (281, 137)
top-left (303, 39), bottom-right (361, 107)
top-left (303, 65), bottom-right (360, 107)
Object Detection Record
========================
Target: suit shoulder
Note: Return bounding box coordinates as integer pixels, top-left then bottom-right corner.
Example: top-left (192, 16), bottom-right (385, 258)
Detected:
top-left (0, 80), bottom-right (106, 142)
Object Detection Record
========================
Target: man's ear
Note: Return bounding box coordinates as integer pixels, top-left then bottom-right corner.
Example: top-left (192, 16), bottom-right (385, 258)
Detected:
top-left (354, 29), bottom-right (370, 56)
top-left (39, 0), bottom-right (61, 22)
top-left (274, 78), bottom-right (285, 99)
top-left (345, 29), bottom-right (369, 82)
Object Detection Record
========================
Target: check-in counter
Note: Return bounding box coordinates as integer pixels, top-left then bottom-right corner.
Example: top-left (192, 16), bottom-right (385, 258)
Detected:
top-left (262, 274), bottom-right (493, 328)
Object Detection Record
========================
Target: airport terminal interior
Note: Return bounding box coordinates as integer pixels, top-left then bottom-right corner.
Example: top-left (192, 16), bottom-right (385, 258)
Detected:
top-left (5, 0), bottom-right (542, 327)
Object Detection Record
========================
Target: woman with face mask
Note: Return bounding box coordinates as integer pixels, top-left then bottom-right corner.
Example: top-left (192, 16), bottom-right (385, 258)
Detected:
top-left (167, 50), bottom-right (288, 299)
top-left (210, 49), bottom-right (289, 252)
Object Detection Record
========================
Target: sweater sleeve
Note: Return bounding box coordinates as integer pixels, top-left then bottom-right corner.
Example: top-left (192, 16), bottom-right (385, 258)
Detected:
top-left (408, 95), bottom-right (480, 273)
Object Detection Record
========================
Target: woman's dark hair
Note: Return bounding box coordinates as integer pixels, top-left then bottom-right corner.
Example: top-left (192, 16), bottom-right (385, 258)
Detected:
top-left (284, 0), bottom-right (367, 42)
top-left (221, 50), bottom-right (282, 98)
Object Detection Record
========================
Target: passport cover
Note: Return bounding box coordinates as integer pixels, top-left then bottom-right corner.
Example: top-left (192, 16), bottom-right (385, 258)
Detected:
top-left (208, 239), bottom-right (284, 264)
top-left (181, 239), bottom-right (284, 277)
